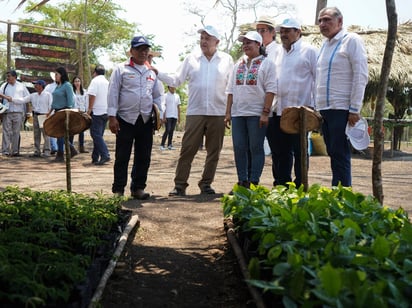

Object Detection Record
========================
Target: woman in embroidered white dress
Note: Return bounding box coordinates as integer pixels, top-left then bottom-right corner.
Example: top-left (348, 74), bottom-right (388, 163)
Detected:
top-left (224, 31), bottom-right (277, 188)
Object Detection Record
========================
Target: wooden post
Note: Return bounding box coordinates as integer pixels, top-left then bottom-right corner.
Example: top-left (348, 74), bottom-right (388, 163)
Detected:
top-left (65, 110), bottom-right (72, 192)
top-left (7, 22), bottom-right (11, 70)
top-left (299, 107), bottom-right (308, 191)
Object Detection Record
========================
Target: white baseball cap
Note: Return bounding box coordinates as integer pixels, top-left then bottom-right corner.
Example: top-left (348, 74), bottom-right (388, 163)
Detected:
top-left (345, 117), bottom-right (370, 150)
top-left (197, 25), bottom-right (220, 39)
top-left (277, 18), bottom-right (302, 31)
top-left (238, 31), bottom-right (263, 45)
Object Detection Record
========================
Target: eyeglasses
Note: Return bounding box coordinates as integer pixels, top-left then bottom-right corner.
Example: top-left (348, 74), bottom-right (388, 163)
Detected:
top-left (256, 28), bottom-right (269, 33)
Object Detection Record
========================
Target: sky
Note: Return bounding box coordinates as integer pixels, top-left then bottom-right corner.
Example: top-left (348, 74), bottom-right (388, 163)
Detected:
top-left (0, 0), bottom-right (411, 73)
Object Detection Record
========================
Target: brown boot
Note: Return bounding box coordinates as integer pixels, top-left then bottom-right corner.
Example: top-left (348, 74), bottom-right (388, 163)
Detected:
top-left (79, 145), bottom-right (89, 153)
top-left (54, 151), bottom-right (64, 162)
top-left (70, 145), bottom-right (78, 158)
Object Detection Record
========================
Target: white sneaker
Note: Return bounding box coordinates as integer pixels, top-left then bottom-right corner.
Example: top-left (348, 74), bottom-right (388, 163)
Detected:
top-left (160, 146), bottom-right (166, 151)
top-left (168, 145), bottom-right (175, 150)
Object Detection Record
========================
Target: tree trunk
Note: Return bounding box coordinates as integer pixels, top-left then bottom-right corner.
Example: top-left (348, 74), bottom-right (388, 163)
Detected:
top-left (315, 0), bottom-right (328, 24)
top-left (372, 0), bottom-right (397, 204)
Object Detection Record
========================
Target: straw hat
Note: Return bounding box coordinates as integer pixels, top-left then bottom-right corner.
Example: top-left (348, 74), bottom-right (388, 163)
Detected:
top-left (280, 106), bottom-right (322, 134)
top-left (43, 109), bottom-right (91, 138)
top-left (253, 16), bottom-right (276, 28)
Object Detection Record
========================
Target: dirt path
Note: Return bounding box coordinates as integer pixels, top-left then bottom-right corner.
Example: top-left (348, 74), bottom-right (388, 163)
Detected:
top-left (1, 130), bottom-right (411, 307)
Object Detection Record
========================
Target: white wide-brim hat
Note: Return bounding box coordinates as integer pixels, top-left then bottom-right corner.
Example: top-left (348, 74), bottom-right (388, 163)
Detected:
top-left (345, 117), bottom-right (370, 150)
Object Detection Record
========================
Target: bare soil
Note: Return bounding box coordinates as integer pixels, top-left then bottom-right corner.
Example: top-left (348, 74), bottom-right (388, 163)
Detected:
top-left (1, 129), bottom-right (411, 307)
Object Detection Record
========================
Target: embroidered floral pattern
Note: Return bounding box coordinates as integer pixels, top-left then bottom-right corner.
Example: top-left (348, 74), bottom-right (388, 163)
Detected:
top-left (235, 58), bottom-right (263, 86)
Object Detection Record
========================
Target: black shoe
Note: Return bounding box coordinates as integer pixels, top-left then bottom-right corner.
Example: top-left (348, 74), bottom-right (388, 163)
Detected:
top-left (51, 150), bottom-right (57, 155)
top-left (169, 187), bottom-right (186, 196)
top-left (30, 153), bottom-right (41, 158)
top-left (95, 157), bottom-right (110, 165)
top-left (131, 189), bottom-right (150, 200)
top-left (199, 184), bottom-right (216, 195)
top-left (70, 146), bottom-right (78, 158)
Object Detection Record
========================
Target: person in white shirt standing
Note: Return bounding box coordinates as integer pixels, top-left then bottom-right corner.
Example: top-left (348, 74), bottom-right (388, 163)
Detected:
top-left (273, 18), bottom-right (318, 187)
top-left (87, 64), bottom-right (110, 165)
top-left (156, 25), bottom-right (234, 196)
top-left (254, 15), bottom-right (281, 185)
top-left (0, 70), bottom-right (30, 156)
top-left (316, 7), bottom-right (368, 187)
top-left (224, 31), bottom-right (277, 188)
top-left (9, 80), bottom-right (52, 157)
top-left (160, 86), bottom-right (181, 151)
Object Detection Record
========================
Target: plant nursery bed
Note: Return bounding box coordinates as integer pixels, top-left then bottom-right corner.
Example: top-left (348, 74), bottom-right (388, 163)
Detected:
top-left (0, 186), bottom-right (133, 308)
top-left (222, 184), bottom-right (412, 307)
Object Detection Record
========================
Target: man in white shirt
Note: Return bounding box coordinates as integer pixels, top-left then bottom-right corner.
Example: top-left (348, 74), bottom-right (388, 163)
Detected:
top-left (44, 72), bottom-right (58, 154)
top-left (254, 15), bottom-right (281, 185)
top-left (0, 70), bottom-right (30, 156)
top-left (160, 86), bottom-right (181, 150)
top-left (88, 64), bottom-right (110, 165)
top-left (157, 25), bottom-right (234, 196)
top-left (316, 7), bottom-right (368, 186)
top-left (10, 80), bottom-right (52, 157)
top-left (273, 18), bottom-right (318, 187)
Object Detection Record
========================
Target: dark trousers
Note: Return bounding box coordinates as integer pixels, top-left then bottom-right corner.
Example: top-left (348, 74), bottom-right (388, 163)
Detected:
top-left (320, 109), bottom-right (351, 187)
top-left (112, 116), bottom-right (153, 193)
top-left (161, 117), bottom-right (178, 147)
top-left (267, 116), bottom-right (307, 187)
top-left (266, 116), bottom-right (280, 186)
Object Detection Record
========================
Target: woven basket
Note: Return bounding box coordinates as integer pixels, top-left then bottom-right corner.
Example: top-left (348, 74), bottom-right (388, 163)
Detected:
top-left (44, 109), bottom-right (91, 138)
top-left (280, 106), bottom-right (322, 134)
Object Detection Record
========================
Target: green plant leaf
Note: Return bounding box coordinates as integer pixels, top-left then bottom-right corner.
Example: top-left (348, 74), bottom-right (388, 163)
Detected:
top-left (318, 263), bottom-right (342, 297)
top-left (372, 235), bottom-right (391, 260)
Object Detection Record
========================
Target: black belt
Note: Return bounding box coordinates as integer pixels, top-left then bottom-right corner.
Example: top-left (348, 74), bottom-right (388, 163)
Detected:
top-left (33, 112), bottom-right (47, 116)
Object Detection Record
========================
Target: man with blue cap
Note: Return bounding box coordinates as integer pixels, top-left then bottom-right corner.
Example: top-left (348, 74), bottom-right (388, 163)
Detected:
top-left (107, 35), bottom-right (163, 199)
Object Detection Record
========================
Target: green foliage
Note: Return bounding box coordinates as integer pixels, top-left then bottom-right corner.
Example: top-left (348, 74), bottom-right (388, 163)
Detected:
top-left (0, 186), bottom-right (124, 307)
top-left (222, 184), bottom-right (412, 307)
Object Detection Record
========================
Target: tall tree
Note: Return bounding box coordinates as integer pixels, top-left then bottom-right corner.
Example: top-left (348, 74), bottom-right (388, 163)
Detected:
top-left (372, 0), bottom-right (397, 204)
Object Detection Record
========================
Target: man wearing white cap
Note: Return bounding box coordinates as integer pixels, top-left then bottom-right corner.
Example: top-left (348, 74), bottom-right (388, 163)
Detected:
top-left (157, 25), bottom-right (234, 196)
top-left (316, 7), bottom-right (368, 186)
top-left (273, 18), bottom-right (318, 187)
